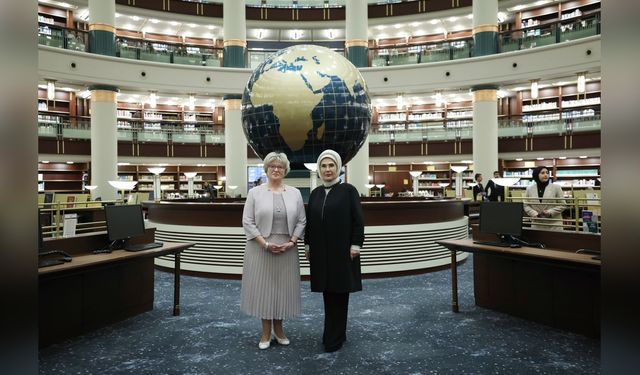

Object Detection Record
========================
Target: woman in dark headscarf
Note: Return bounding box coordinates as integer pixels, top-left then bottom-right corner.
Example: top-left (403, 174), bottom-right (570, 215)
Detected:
top-left (304, 149), bottom-right (364, 352)
top-left (523, 166), bottom-right (566, 230)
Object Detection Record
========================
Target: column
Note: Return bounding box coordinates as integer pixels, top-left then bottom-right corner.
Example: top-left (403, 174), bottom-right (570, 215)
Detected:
top-left (224, 94), bottom-right (248, 197)
top-left (472, 0), bottom-right (499, 180)
top-left (89, 85), bottom-right (119, 201)
top-left (472, 0), bottom-right (498, 57)
top-left (345, 0), bottom-right (369, 195)
top-left (223, 0), bottom-right (246, 68)
top-left (345, 0), bottom-right (369, 68)
top-left (472, 87), bottom-right (499, 182)
top-left (346, 139), bottom-right (370, 197)
top-left (88, 0), bottom-right (116, 56)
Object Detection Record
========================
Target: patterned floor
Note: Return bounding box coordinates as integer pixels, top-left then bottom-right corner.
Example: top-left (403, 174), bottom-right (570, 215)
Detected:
top-left (39, 256), bottom-right (600, 374)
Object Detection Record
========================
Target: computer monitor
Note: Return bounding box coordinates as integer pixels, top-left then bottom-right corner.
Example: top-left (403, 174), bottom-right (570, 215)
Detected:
top-left (479, 202), bottom-right (524, 238)
top-left (104, 204), bottom-right (146, 246)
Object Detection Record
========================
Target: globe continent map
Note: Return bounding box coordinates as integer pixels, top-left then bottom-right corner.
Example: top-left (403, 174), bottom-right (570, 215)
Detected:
top-left (241, 44), bottom-right (371, 168)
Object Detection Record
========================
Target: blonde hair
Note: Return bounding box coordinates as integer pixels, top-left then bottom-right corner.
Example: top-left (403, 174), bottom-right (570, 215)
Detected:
top-left (262, 152), bottom-right (291, 175)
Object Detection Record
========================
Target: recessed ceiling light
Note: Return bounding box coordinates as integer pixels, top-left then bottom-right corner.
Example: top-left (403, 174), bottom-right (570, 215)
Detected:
top-left (536, 157), bottom-right (544, 160)
top-left (131, 15), bottom-right (140, 21)
top-left (515, 158), bottom-right (523, 161)
top-left (579, 155), bottom-right (588, 159)
top-left (150, 18), bottom-right (159, 24)
top-left (558, 156), bottom-right (567, 159)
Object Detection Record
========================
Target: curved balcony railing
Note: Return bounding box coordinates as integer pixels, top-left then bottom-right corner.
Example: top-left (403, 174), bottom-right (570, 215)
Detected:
top-left (38, 116), bottom-right (225, 144)
top-left (39, 114), bottom-right (600, 145)
top-left (38, 12), bottom-right (600, 68)
top-left (367, 113), bottom-right (601, 143)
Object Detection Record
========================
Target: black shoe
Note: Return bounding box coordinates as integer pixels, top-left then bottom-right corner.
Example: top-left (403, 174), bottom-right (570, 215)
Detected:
top-left (324, 342), bottom-right (343, 353)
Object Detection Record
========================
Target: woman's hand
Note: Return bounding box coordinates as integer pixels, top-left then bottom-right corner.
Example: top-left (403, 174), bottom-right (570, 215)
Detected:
top-left (350, 249), bottom-right (360, 260)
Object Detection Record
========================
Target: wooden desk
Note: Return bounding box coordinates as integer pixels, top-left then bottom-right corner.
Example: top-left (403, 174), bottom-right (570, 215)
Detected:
top-left (438, 238), bottom-right (600, 338)
top-left (39, 232), bottom-right (194, 347)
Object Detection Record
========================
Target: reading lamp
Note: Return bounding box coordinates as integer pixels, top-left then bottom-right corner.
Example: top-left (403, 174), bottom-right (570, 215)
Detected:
top-left (227, 185), bottom-right (238, 198)
top-left (409, 171), bottom-right (422, 196)
top-left (184, 172), bottom-right (198, 198)
top-left (108, 180), bottom-right (138, 203)
top-left (364, 184), bottom-right (375, 197)
top-left (438, 182), bottom-right (450, 198)
top-left (304, 163), bottom-right (318, 191)
top-left (451, 165), bottom-right (467, 199)
top-left (375, 184), bottom-right (385, 197)
top-left (489, 177), bottom-right (521, 201)
top-left (147, 167), bottom-right (165, 202)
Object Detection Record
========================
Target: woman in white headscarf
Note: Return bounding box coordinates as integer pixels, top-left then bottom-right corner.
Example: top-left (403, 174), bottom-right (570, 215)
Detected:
top-left (304, 149), bottom-right (364, 352)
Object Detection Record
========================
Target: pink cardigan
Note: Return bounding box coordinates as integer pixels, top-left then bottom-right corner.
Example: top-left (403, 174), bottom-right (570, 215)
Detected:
top-left (242, 184), bottom-right (306, 241)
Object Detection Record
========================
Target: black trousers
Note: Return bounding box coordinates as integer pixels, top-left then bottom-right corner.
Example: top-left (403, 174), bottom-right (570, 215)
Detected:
top-left (322, 292), bottom-right (349, 351)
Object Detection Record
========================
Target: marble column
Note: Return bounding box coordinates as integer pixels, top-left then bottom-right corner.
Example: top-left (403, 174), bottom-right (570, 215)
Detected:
top-left (88, 0), bottom-right (116, 56)
top-left (345, 0), bottom-right (370, 195)
top-left (346, 138), bottom-right (370, 197)
top-left (223, 0), bottom-right (246, 68)
top-left (472, 0), bottom-right (499, 180)
top-left (472, 88), bottom-right (499, 182)
top-left (224, 94), bottom-right (248, 196)
top-left (472, 0), bottom-right (498, 57)
top-left (345, 0), bottom-right (369, 68)
top-left (89, 85), bottom-right (119, 200)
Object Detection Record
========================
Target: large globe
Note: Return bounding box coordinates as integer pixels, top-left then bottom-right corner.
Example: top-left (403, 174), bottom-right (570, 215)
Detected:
top-left (241, 45), bottom-right (371, 168)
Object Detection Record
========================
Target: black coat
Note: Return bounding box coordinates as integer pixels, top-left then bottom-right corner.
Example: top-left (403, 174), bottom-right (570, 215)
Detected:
top-left (305, 182), bottom-right (364, 293)
top-left (472, 183), bottom-right (484, 201)
top-left (485, 180), bottom-right (505, 202)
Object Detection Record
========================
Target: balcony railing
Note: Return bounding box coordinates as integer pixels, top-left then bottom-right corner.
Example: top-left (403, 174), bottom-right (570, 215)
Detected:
top-left (38, 116), bottom-right (225, 144)
top-left (368, 114), bottom-right (601, 143)
top-left (38, 11), bottom-right (600, 68)
top-left (39, 114), bottom-right (600, 144)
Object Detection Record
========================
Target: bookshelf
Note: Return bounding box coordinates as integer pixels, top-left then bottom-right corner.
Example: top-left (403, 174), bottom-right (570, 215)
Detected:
top-left (117, 165), bottom-right (222, 193)
top-left (38, 162), bottom-right (89, 193)
top-left (502, 156), bottom-right (600, 189)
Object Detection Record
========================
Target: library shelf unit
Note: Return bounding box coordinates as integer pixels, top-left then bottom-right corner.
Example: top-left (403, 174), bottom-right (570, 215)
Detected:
top-left (501, 156), bottom-right (600, 190)
top-left (38, 162), bottom-right (89, 193)
top-left (373, 101), bottom-right (474, 132)
top-left (515, 0), bottom-right (601, 31)
top-left (118, 165), bottom-right (223, 193)
top-left (38, 88), bottom-right (74, 125)
top-left (368, 163), bottom-right (474, 195)
top-left (518, 80), bottom-right (601, 124)
top-left (118, 102), bottom-right (221, 132)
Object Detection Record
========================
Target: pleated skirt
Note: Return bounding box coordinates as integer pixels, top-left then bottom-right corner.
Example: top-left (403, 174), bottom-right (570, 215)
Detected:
top-left (240, 233), bottom-right (301, 319)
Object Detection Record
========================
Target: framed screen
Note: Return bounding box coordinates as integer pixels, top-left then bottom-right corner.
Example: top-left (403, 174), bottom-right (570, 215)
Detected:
top-left (104, 204), bottom-right (146, 242)
top-left (479, 202), bottom-right (524, 237)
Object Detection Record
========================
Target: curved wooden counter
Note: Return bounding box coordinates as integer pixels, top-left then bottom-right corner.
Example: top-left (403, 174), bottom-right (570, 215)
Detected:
top-left (145, 199), bottom-right (469, 278)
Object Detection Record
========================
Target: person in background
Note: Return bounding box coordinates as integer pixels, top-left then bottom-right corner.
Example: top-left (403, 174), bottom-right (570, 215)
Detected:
top-left (240, 151), bottom-right (306, 350)
top-left (523, 166), bottom-right (566, 230)
top-left (202, 181), bottom-right (217, 202)
top-left (485, 171), bottom-right (505, 202)
top-left (472, 173), bottom-right (485, 201)
top-left (305, 149), bottom-right (364, 353)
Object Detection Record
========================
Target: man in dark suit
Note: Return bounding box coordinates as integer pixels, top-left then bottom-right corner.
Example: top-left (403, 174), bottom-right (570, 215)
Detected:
top-left (486, 171), bottom-right (505, 202)
top-left (472, 173), bottom-right (485, 201)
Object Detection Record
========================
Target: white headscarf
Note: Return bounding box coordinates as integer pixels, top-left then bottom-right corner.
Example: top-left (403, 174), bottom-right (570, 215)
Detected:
top-left (316, 149), bottom-right (342, 187)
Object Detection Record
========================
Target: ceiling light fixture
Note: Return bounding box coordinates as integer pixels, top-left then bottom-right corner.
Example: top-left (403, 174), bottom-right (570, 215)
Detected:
top-left (530, 80), bottom-right (539, 99)
top-left (46, 80), bottom-right (56, 100)
top-left (149, 91), bottom-right (157, 108)
top-left (577, 73), bottom-right (586, 93)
